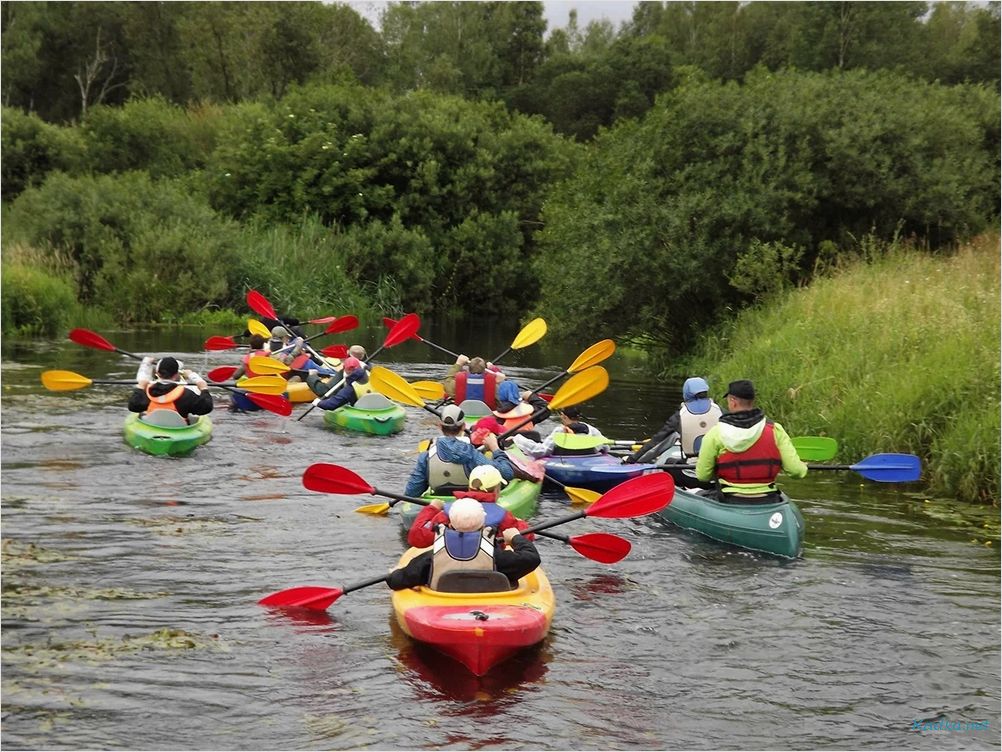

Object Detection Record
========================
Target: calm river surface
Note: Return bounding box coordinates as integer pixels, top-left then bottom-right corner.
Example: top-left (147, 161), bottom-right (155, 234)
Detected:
top-left (2, 323), bottom-right (999, 750)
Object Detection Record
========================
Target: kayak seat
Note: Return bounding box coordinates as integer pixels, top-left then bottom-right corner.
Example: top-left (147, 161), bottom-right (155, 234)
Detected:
top-left (435, 570), bottom-right (511, 593)
top-left (459, 399), bottom-right (491, 417)
top-left (354, 392), bottom-right (393, 410)
top-left (140, 411), bottom-right (189, 428)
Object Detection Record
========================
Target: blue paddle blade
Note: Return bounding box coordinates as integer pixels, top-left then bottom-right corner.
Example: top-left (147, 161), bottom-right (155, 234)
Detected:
top-left (851, 453), bottom-right (922, 482)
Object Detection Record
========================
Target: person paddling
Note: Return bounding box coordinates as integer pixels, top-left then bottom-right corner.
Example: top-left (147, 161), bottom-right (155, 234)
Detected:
top-left (128, 356), bottom-right (213, 422)
top-left (625, 376), bottom-right (723, 464)
top-left (513, 406), bottom-right (607, 458)
top-left (387, 497), bottom-right (540, 591)
top-left (305, 357), bottom-right (372, 412)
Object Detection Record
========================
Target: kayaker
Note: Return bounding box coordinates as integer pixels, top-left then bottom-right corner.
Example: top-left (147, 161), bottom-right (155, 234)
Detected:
top-left (404, 404), bottom-right (515, 496)
top-left (348, 345), bottom-right (370, 371)
top-left (407, 465), bottom-right (533, 548)
top-left (128, 356), bottom-right (214, 422)
top-left (513, 407), bottom-right (609, 458)
top-left (386, 497), bottom-right (541, 591)
top-left (305, 356), bottom-right (372, 411)
top-left (624, 376), bottom-right (723, 464)
top-left (267, 326), bottom-right (305, 367)
top-left (445, 354), bottom-right (502, 409)
top-left (230, 334), bottom-right (270, 380)
top-left (694, 379), bottom-right (807, 502)
top-left (493, 378), bottom-right (550, 443)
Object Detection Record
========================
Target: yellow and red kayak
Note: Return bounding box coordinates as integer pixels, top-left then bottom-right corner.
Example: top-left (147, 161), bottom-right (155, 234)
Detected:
top-left (390, 547), bottom-right (555, 676)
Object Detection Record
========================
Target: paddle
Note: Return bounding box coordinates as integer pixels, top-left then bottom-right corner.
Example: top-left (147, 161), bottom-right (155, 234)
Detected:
top-left (207, 366), bottom-right (238, 382)
top-left (530, 339), bottom-right (615, 395)
top-left (297, 314), bottom-right (421, 422)
top-left (491, 318), bottom-right (546, 364)
top-left (369, 366), bottom-right (451, 418)
top-left (411, 380), bottom-right (446, 401)
top-left (259, 470), bottom-right (672, 611)
top-left (248, 319), bottom-right (272, 339)
top-left (205, 317), bottom-right (359, 353)
top-left (247, 290), bottom-right (349, 329)
top-left (41, 370), bottom-right (289, 394)
top-left (320, 345), bottom-right (349, 359)
top-left (302, 463), bottom-right (631, 564)
top-left (807, 453), bottom-right (921, 483)
top-left (68, 328), bottom-right (143, 360)
top-left (791, 436), bottom-right (838, 461)
top-left (496, 366), bottom-right (610, 444)
top-left (383, 317), bottom-right (460, 360)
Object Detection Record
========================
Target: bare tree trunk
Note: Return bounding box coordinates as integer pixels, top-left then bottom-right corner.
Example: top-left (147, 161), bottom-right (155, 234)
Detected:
top-left (73, 28), bottom-right (125, 116)
top-left (836, 1), bottom-right (855, 70)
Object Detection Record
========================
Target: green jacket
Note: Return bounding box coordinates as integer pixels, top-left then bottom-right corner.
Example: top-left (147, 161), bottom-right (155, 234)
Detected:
top-left (695, 409), bottom-right (807, 495)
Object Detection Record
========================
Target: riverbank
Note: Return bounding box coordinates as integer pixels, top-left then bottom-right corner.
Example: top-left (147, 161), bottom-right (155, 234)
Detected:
top-left (682, 233), bottom-right (1000, 505)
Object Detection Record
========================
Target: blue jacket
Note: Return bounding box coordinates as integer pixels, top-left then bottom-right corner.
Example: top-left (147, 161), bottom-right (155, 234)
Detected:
top-left (404, 436), bottom-right (514, 497)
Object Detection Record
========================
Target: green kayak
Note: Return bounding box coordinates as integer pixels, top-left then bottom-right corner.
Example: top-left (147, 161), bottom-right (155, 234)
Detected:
top-left (323, 393), bottom-right (406, 436)
top-left (123, 413), bottom-right (213, 457)
top-left (655, 486), bottom-right (804, 559)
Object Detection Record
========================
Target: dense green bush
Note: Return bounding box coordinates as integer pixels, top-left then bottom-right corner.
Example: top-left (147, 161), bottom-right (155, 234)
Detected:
top-left (1, 107), bottom-right (87, 199)
top-left (1, 263), bottom-right (77, 336)
top-left (8, 171), bottom-right (242, 321)
top-left (533, 68), bottom-right (1000, 349)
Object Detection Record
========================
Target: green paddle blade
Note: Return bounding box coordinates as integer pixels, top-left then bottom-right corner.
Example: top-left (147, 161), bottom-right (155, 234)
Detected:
top-left (792, 436), bottom-right (838, 461)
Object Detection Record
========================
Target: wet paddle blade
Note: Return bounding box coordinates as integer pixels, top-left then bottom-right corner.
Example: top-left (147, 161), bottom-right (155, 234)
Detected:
top-left (587, 473), bottom-right (675, 519)
top-left (246, 392), bottom-right (293, 416)
top-left (383, 316), bottom-right (424, 342)
top-left (411, 380), bottom-right (446, 401)
top-left (303, 463), bottom-right (376, 495)
top-left (792, 436), bottom-right (838, 461)
top-left (259, 586), bottom-right (343, 610)
top-left (207, 366), bottom-right (238, 383)
top-left (248, 319), bottom-right (272, 338)
top-left (568, 339), bottom-right (616, 373)
top-left (321, 344), bottom-right (349, 359)
top-left (205, 336), bottom-right (239, 351)
top-left (567, 532), bottom-right (632, 564)
top-left (41, 370), bottom-right (93, 391)
top-left (383, 313), bottom-right (421, 348)
top-left (370, 366), bottom-right (424, 408)
top-left (235, 376), bottom-right (290, 395)
top-left (68, 328), bottom-right (116, 352)
top-left (355, 502), bottom-right (391, 516)
top-left (246, 290), bottom-right (279, 320)
top-left (548, 366), bottom-right (610, 411)
top-left (326, 316), bottom-right (359, 335)
top-left (566, 487), bottom-right (602, 505)
top-left (248, 356), bottom-right (291, 375)
top-left (511, 318), bottom-right (547, 350)
top-left (852, 454), bottom-right (921, 482)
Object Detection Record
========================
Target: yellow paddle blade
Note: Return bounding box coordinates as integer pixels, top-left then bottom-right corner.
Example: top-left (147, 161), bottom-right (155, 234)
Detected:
top-left (41, 370), bottom-right (93, 391)
top-left (248, 355), bottom-right (291, 375)
top-left (355, 502), bottom-right (390, 515)
top-left (235, 375), bottom-right (290, 395)
top-left (511, 317), bottom-right (547, 350)
top-left (566, 486), bottom-right (602, 505)
top-left (568, 339), bottom-right (616, 373)
top-left (248, 319), bottom-right (272, 338)
top-left (370, 366), bottom-right (424, 408)
top-left (411, 380), bottom-right (446, 401)
top-left (548, 366), bottom-right (609, 410)
top-left (417, 438), bottom-right (432, 452)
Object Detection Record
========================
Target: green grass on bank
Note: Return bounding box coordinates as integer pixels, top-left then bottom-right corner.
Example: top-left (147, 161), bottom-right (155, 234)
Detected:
top-left (683, 234), bottom-right (1001, 504)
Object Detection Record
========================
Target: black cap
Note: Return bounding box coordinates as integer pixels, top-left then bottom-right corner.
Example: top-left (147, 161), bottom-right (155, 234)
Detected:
top-left (567, 421), bottom-right (590, 435)
top-left (560, 406), bottom-right (582, 419)
top-left (156, 357), bottom-right (179, 378)
top-left (724, 380), bottom-right (755, 401)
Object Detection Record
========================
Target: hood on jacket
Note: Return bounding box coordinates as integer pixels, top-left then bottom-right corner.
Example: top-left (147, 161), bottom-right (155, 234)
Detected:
top-left (717, 408), bottom-right (766, 453)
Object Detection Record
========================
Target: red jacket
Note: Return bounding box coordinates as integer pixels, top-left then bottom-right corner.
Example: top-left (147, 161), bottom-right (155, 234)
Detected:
top-left (407, 490), bottom-right (532, 548)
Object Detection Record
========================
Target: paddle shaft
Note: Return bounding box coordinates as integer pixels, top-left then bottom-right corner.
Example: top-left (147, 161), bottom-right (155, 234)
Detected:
top-left (497, 407), bottom-right (549, 444)
top-left (343, 573), bottom-right (390, 596)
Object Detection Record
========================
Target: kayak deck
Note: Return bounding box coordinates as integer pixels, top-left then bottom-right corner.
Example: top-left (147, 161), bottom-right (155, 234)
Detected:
top-left (122, 413), bottom-right (213, 457)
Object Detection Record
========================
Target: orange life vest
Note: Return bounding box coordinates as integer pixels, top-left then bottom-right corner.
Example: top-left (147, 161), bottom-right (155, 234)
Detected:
top-left (145, 384), bottom-right (186, 414)
top-left (240, 348), bottom-right (270, 378)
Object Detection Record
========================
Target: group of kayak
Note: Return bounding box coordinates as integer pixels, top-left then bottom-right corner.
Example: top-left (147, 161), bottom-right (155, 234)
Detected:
top-left (46, 291), bottom-right (921, 678)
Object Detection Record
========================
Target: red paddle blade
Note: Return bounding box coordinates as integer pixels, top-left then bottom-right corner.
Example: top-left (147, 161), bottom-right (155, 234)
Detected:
top-left (247, 289), bottom-right (278, 320)
top-left (538, 392), bottom-right (554, 403)
top-left (302, 463), bottom-right (375, 495)
top-left (325, 316), bottom-right (359, 335)
top-left (68, 328), bottom-right (116, 352)
top-left (383, 316), bottom-right (423, 342)
top-left (587, 473), bottom-right (675, 519)
top-left (308, 316), bottom-right (337, 325)
top-left (208, 366), bottom-right (238, 382)
top-left (321, 344), bottom-right (349, 359)
top-left (205, 336), bottom-right (239, 351)
top-left (384, 313), bottom-right (420, 348)
top-left (247, 392), bottom-right (293, 416)
top-left (568, 532), bottom-right (632, 564)
top-left (259, 586), bottom-right (342, 610)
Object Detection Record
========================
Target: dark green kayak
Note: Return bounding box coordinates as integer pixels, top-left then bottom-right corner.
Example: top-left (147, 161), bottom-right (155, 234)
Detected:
top-left (656, 486), bottom-right (804, 558)
top-left (323, 393), bottom-right (406, 436)
top-left (123, 413), bottom-right (212, 457)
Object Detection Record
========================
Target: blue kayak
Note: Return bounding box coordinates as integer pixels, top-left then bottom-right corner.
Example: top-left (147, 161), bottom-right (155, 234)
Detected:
top-left (541, 453), bottom-right (654, 492)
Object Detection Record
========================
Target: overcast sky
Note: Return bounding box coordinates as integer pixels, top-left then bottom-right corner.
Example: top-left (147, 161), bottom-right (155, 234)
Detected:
top-left (343, 1), bottom-right (639, 34)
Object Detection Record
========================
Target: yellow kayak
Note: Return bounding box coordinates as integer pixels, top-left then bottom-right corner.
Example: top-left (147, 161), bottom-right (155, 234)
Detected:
top-left (390, 546), bottom-right (555, 676)
top-left (285, 381), bottom-right (315, 403)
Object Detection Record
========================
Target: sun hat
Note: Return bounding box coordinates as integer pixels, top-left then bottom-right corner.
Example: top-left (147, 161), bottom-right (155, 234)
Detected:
top-left (469, 465), bottom-right (508, 491)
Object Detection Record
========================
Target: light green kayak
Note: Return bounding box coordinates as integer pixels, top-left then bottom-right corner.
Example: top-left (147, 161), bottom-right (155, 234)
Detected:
top-left (123, 413), bottom-right (213, 457)
top-left (323, 393), bottom-right (406, 436)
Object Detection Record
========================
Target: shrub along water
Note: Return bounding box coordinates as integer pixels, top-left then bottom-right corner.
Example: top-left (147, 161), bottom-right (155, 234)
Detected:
top-left (682, 234), bottom-right (1000, 504)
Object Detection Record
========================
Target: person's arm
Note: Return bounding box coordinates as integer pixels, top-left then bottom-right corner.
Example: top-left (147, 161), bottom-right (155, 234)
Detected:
top-left (512, 433), bottom-right (548, 458)
top-left (407, 502), bottom-right (444, 548)
top-left (135, 356), bottom-right (154, 390)
top-left (404, 450), bottom-right (431, 497)
top-left (472, 436), bottom-right (514, 481)
top-left (496, 528), bottom-right (541, 584)
top-left (501, 511), bottom-right (533, 540)
top-left (774, 422), bottom-right (808, 479)
top-left (694, 426), bottom-right (722, 482)
top-left (626, 412), bottom-right (680, 463)
top-left (387, 550), bottom-right (433, 590)
top-left (318, 382), bottom-right (355, 411)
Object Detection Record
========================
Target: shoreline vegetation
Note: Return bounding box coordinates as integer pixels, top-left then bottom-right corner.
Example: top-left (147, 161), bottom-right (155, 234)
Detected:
top-left (2, 2), bottom-right (998, 505)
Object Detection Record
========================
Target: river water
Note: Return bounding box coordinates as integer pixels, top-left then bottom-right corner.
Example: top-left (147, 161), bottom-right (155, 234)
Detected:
top-left (2, 324), bottom-right (999, 750)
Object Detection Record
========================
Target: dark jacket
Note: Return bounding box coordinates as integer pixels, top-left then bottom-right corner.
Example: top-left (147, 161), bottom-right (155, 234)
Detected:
top-left (127, 382), bottom-right (214, 420)
top-left (386, 533), bottom-right (540, 590)
top-left (308, 369), bottom-right (369, 411)
top-left (626, 412), bottom-right (681, 463)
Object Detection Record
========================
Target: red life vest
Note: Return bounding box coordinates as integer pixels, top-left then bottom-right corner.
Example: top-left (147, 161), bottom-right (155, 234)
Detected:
top-left (145, 384), bottom-right (186, 414)
top-left (455, 370), bottom-right (498, 410)
top-left (715, 422), bottom-right (783, 485)
top-left (240, 348), bottom-right (270, 378)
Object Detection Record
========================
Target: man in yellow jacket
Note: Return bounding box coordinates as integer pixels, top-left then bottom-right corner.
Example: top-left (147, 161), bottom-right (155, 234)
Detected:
top-left (695, 379), bottom-right (806, 502)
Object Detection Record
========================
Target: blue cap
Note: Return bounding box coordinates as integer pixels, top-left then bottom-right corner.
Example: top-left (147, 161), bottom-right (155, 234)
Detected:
top-left (682, 377), bottom-right (711, 415)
